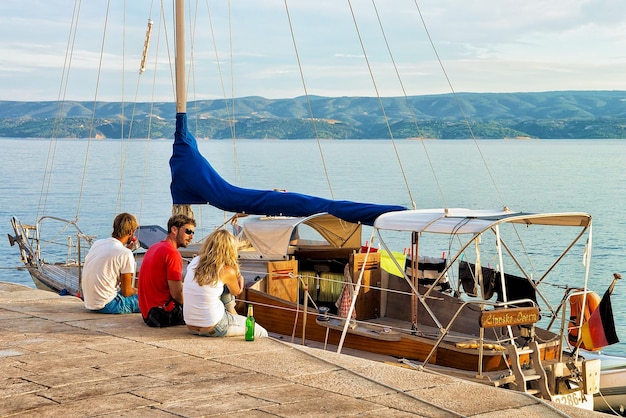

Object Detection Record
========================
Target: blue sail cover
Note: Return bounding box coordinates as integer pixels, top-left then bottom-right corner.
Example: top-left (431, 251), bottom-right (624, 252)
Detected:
top-left (170, 113), bottom-right (406, 225)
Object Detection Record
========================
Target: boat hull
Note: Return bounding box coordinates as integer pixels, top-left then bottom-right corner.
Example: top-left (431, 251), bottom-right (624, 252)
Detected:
top-left (27, 264), bottom-right (80, 296)
top-left (9, 216), bottom-right (83, 297)
top-left (243, 287), bottom-right (559, 373)
top-left (594, 367), bottom-right (626, 414)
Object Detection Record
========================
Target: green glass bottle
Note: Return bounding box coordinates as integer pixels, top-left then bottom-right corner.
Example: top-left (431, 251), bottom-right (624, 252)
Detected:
top-left (245, 304), bottom-right (255, 341)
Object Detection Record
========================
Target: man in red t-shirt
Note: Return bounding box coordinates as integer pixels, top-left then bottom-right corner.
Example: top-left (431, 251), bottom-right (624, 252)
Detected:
top-left (138, 214), bottom-right (196, 327)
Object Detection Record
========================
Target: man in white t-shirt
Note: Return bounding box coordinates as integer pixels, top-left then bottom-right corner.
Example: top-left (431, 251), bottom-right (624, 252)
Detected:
top-left (82, 213), bottom-right (140, 314)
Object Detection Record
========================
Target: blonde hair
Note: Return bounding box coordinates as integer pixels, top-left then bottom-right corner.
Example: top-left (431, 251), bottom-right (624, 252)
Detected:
top-left (112, 213), bottom-right (138, 239)
top-left (194, 229), bottom-right (240, 287)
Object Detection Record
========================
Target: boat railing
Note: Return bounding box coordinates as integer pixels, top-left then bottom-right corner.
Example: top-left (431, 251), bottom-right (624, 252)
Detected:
top-left (31, 216), bottom-right (95, 268)
top-left (560, 287), bottom-right (595, 361)
top-left (295, 267), bottom-right (539, 344)
top-left (421, 297), bottom-right (540, 377)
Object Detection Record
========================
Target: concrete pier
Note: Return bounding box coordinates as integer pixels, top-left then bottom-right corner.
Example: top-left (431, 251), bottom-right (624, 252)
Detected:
top-left (0, 282), bottom-right (604, 417)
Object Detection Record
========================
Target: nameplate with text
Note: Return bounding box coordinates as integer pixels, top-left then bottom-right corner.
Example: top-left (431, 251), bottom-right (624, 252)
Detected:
top-left (480, 307), bottom-right (540, 328)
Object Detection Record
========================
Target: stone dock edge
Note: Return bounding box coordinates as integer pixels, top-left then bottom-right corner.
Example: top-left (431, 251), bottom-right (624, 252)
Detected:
top-left (0, 282), bottom-right (605, 417)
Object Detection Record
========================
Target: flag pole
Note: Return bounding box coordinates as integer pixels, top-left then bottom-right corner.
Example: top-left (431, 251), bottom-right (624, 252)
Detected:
top-left (608, 272), bottom-right (622, 295)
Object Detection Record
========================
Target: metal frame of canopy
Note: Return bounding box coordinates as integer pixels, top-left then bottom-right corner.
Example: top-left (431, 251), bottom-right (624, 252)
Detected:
top-left (360, 208), bottom-right (594, 372)
top-left (371, 208), bottom-right (593, 306)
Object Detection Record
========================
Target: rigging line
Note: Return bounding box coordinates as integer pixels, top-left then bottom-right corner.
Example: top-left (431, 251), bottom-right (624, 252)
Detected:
top-left (116, 0), bottom-right (128, 215)
top-left (186, 0), bottom-right (199, 139)
top-left (204, 0), bottom-right (240, 183)
top-left (411, 0), bottom-right (506, 207)
top-left (185, 0), bottom-right (207, 227)
top-left (227, 0), bottom-right (242, 183)
top-left (40, 0), bottom-right (82, 221)
top-left (77, 0), bottom-right (113, 221)
top-left (370, 0), bottom-right (442, 209)
top-left (227, 2), bottom-right (235, 138)
top-left (347, 1), bottom-right (412, 205)
top-left (189, 0), bottom-right (215, 224)
top-left (120, 14), bottom-right (155, 219)
top-left (283, 0), bottom-right (334, 199)
top-left (162, 1), bottom-right (175, 107)
top-left (188, 0), bottom-right (199, 136)
top-left (411, 1), bottom-right (539, 275)
top-left (145, 5), bottom-right (164, 202)
top-left (139, 3), bottom-right (163, 225)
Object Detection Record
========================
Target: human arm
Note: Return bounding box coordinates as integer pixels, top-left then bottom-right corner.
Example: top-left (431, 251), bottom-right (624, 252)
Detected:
top-left (118, 246), bottom-right (137, 297)
top-left (168, 280), bottom-right (184, 304)
top-left (119, 273), bottom-right (137, 297)
top-left (221, 266), bottom-right (243, 296)
top-left (162, 244), bottom-right (184, 304)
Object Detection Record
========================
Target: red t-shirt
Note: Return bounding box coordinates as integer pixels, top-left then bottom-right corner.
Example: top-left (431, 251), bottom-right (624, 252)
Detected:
top-left (138, 240), bottom-right (182, 319)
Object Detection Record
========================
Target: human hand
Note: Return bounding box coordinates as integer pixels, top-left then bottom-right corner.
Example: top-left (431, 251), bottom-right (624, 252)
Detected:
top-left (126, 237), bottom-right (140, 251)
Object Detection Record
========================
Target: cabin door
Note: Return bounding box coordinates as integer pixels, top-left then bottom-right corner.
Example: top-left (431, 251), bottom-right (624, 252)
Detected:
top-left (267, 259), bottom-right (299, 302)
top-left (350, 252), bottom-right (381, 320)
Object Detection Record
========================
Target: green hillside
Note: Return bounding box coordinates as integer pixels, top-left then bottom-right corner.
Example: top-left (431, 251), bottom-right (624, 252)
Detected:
top-left (2, 91), bottom-right (626, 139)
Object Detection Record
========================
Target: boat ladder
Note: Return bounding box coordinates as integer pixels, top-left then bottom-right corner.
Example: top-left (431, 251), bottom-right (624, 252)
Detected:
top-left (506, 340), bottom-right (551, 399)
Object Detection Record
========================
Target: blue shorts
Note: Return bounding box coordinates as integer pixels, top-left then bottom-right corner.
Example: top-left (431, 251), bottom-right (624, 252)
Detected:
top-left (96, 293), bottom-right (140, 314)
top-left (190, 311), bottom-right (236, 337)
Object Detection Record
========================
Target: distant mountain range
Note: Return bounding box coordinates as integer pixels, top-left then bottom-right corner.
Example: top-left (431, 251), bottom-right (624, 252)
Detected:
top-left (2, 91), bottom-right (626, 139)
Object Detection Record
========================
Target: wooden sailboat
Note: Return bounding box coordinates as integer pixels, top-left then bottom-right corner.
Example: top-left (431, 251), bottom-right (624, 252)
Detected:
top-left (7, 1), bottom-right (621, 412)
top-left (221, 209), bottom-right (605, 409)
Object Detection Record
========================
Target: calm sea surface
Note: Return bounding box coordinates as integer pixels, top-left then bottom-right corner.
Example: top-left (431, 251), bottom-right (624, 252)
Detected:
top-left (1, 137), bottom-right (625, 355)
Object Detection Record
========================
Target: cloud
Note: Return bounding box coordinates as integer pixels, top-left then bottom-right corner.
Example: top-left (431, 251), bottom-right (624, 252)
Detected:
top-left (2, 0), bottom-right (626, 101)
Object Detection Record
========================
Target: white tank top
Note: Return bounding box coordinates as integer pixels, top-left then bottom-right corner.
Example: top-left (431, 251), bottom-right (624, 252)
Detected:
top-left (182, 257), bottom-right (225, 327)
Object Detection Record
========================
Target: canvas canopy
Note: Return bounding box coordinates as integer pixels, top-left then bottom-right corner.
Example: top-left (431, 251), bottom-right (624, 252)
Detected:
top-left (373, 208), bottom-right (592, 235)
top-left (238, 213), bottom-right (362, 260)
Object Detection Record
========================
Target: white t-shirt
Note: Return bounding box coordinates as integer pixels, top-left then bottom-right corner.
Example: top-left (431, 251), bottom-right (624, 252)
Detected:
top-left (82, 237), bottom-right (135, 310)
top-left (183, 257), bottom-right (225, 327)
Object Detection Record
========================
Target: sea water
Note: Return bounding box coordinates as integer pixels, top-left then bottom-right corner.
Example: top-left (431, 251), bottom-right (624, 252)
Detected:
top-left (1, 137), bottom-right (625, 355)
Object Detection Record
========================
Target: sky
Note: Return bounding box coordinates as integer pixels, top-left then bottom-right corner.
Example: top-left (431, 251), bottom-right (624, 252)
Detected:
top-left (2, 0), bottom-right (626, 102)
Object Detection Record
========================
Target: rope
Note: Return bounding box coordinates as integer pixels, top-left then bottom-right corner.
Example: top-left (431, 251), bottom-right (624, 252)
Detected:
top-left (0, 266), bottom-right (30, 271)
top-left (410, 0), bottom-right (507, 208)
top-left (595, 389), bottom-right (624, 416)
top-left (370, 0), bottom-right (427, 209)
top-left (203, 0), bottom-right (240, 181)
top-left (74, 0), bottom-right (113, 221)
top-left (347, 0), bottom-right (416, 208)
top-left (283, 0), bottom-right (335, 199)
top-left (137, 1), bottom-right (162, 225)
top-left (39, 0), bottom-right (81, 222)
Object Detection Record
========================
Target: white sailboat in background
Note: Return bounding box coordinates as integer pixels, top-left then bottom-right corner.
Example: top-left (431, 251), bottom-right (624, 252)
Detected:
top-left (6, 1), bottom-right (624, 413)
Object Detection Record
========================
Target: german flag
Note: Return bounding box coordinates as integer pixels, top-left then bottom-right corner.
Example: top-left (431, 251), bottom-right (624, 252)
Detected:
top-left (579, 276), bottom-right (620, 351)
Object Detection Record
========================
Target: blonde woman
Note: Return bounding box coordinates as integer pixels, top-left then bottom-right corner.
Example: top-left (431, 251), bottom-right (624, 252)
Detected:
top-left (183, 229), bottom-right (268, 338)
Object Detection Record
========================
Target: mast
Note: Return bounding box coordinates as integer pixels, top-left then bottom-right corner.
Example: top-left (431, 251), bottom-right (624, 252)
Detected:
top-left (172, 0), bottom-right (194, 218)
